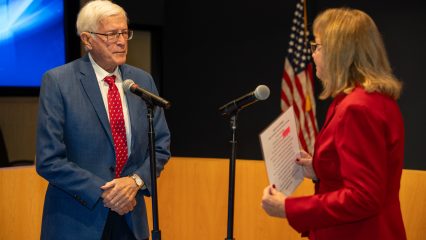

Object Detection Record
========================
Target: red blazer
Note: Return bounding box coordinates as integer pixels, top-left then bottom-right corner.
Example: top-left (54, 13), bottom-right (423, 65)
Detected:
top-left (285, 87), bottom-right (406, 240)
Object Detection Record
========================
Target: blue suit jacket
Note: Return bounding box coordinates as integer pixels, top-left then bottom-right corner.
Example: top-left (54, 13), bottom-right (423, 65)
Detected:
top-left (36, 55), bottom-right (171, 240)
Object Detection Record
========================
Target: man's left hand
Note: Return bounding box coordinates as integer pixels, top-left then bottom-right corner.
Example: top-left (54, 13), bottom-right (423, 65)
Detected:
top-left (101, 177), bottom-right (140, 214)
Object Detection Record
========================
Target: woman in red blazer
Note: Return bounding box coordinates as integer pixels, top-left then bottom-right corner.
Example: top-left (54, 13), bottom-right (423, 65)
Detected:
top-left (261, 8), bottom-right (406, 240)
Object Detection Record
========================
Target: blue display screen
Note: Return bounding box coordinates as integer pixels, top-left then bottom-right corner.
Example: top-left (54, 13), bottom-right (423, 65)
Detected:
top-left (0, 0), bottom-right (65, 87)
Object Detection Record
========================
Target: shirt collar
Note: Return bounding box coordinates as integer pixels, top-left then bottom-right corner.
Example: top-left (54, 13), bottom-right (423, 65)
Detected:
top-left (88, 53), bottom-right (121, 83)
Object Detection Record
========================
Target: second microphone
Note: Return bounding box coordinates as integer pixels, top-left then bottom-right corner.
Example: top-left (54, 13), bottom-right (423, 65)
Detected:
top-left (219, 85), bottom-right (270, 116)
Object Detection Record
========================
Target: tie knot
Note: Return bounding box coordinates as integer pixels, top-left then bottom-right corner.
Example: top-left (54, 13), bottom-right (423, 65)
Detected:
top-left (104, 75), bottom-right (117, 86)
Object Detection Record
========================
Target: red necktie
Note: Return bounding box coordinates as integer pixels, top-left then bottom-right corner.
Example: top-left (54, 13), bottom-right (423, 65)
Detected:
top-left (104, 75), bottom-right (128, 178)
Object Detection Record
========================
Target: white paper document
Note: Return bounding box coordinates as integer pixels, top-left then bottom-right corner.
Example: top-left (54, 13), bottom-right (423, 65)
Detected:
top-left (259, 106), bottom-right (303, 196)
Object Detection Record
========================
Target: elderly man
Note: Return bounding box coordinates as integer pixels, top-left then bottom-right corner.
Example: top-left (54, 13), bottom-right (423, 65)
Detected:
top-left (36, 1), bottom-right (171, 239)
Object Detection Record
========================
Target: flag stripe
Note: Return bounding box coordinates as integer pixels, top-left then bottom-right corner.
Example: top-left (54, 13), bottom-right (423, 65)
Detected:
top-left (280, 0), bottom-right (318, 154)
top-left (295, 72), bottom-right (313, 152)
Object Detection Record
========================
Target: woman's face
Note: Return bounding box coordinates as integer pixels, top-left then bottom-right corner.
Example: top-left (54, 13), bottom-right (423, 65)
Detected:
top-left (312, 36), bottom-right (324, 80)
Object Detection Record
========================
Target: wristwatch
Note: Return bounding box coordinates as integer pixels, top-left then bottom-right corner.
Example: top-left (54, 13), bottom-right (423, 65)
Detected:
top-left (130, 174), bottom-right (144, 189)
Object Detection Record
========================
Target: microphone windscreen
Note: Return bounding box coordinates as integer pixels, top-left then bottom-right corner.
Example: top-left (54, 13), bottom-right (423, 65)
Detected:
top-left (123, 79), bottom-right (135, 92)
top-left (254, 85), bottom-right (270, 100)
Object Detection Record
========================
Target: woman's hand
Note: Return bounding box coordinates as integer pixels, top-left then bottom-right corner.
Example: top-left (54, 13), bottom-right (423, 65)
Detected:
top-left (296, 149), bottom-right (318, 180)
top-left (261, 185), bottom-right (287, 218)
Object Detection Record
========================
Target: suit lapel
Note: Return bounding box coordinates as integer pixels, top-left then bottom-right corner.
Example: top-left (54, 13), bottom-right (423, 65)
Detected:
top-left (78, 55), bottom-right (114, 146)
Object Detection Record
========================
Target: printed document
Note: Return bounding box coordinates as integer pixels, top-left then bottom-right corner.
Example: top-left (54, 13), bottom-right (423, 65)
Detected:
top-left (259, 106), bottom-right (303, 196)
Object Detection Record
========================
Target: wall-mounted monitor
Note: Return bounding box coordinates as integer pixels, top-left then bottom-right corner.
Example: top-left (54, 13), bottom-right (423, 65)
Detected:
top-left (0, 0), bottom-right (79, 96)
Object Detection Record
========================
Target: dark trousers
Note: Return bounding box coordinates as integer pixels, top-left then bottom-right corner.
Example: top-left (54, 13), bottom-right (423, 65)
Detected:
top-left (101, 211), bottom-right (147, 240)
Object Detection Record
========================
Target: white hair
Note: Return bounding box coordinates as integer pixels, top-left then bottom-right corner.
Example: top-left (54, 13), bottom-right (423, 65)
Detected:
top-left (76, 0), bottom-right (127, 35)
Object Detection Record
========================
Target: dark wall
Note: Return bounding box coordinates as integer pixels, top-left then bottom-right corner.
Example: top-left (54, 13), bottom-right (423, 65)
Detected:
top-left (122, 0), bottom-right (425, 170)
top-left (114, 0), bottom-right (164, 27)
top-left (162, 1), bottom-right (296, 161)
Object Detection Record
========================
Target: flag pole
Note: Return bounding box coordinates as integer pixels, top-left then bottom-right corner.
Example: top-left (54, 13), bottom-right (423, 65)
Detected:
top-left (303, 0), bottom-right (309, 43)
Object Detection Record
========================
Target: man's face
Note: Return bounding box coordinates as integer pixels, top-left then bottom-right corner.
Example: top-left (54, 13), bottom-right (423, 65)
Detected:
top-left (85, 14), bottom-right (129, 72)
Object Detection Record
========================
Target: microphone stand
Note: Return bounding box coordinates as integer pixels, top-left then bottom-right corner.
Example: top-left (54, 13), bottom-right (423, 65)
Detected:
top-left (146, 103), bottom-right (161, 240)
top-left (225, 112), bottom-right (238, 240)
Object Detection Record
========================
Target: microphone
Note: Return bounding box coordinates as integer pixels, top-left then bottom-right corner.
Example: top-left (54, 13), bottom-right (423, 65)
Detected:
top-left (219, 85), bottom-right (270, 116)
top-left (123, 79), bottom-right (171, 109)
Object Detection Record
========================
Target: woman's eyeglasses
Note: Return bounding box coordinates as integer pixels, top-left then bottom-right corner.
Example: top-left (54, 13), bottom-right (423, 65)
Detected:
top-left (310, 41), bottom-right (321, 53)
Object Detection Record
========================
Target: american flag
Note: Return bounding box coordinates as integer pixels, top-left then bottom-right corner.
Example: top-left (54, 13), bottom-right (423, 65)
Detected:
top-left (281, 0), bottom-right (318, 154)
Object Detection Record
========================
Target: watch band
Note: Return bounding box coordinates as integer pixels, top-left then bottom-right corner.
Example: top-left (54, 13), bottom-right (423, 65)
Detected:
top-left (130, 174), bottom-right (144, 189)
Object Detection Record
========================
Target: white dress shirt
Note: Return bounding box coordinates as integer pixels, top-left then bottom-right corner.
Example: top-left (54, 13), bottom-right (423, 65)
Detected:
top-left (88, 53), bottom-right (132, 155)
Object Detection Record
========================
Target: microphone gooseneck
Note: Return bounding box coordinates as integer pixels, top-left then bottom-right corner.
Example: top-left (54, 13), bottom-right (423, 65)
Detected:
top-left (123, 79), bottom-right (171, 109)
top-left (219, 85), bottom-right (270, 116)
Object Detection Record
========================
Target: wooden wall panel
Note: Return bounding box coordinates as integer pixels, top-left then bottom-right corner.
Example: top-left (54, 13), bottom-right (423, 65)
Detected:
top-left (0, 158), bottom-right (425, 240)
top-left (399, 169), bottom-right (426, 240)
top-left (0, 166), bottom-right (47, 240)
top-left (0, 97), bottom-right (38, 162)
